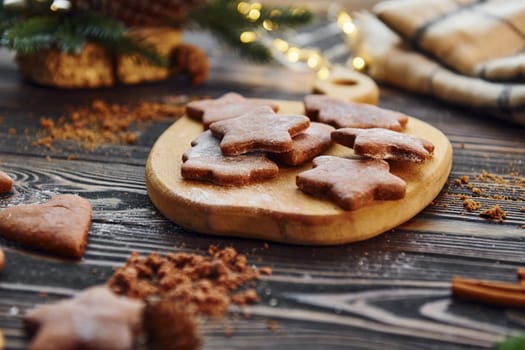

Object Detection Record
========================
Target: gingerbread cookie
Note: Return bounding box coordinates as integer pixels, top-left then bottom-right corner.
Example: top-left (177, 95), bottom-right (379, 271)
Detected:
top-left (296, 156), bottom-right (406, 210)
top-left (186, 92), bottom-right (279, 128)
top-left (270, 122), bottom-right (335, 166)
top-left (332, 128), bottom-right (435, 162)
top-left (181, 131), bottom-right (279, 186)
top-left (0, 194), bottom-right (92, 258)
top-left (24, 286), bottom-right (143, 350)
top-left (0, 170), bottom-right (12, 193)
top-left (304, 94), bottom-right (408, 131)
top-left (209, 106), bottom-right (310, 156)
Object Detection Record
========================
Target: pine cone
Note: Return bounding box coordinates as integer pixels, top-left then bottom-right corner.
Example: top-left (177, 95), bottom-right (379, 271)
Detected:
top-left (72, 0), bottom-right (207, 26)
top-left (171, 44), bottom-right (209, 85)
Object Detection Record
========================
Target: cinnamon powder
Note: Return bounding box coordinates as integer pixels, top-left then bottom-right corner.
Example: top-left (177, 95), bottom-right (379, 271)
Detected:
top-left (33, 98), bottom-right (190, 150)
top-left (480, 204), bottom-right (507, 222)
top-left (108, 245), bottom-right (271, 318)
top-left (463, 198), bottom-right (481, 212)
top-left (451, 170), bottom-right (525, 222)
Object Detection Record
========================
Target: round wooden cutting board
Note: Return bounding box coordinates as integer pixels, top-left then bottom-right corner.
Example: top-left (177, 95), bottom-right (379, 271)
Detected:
top-left (146, 100), bottom-right (452, 245)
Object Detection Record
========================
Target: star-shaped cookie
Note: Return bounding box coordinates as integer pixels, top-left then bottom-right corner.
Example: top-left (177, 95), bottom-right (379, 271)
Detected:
top-left (270, 122), bottom-right (335, 166)
top-left (181, 130), bottom-right (279, 185)
top-left (296, 156), bottom-right (406, 210)
top-left (209, 106), bottom-right (310, 156)
top-left (24, 286), bottom-right (143, 350)
top-left (304, 94), bottom-right (408, 131)
top-left (332, 128), bottom-right (434, 162)
top-left (0, 170), bottom-right (12, 193)
top-left (186, 92), bottom-right (280, 128)
top-left (0, 194), bottom-right (92, 258)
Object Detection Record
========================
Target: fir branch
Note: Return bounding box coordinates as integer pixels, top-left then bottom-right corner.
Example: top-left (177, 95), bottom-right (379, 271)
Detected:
top-left (55, 21), bottom-right (85, 54)
top-left (110, 36), bottom-right (169, 67)
top-left (0, 10), bottom-right (167, 66)
top-left (2, 16), bottom-right (60, 54)
top-left (72, 11), bottom-right (127, 42)
top-left (499, 334), bottom-right (525, 350)
top-left (186, 0), bottom-right (312, 63)
top-left (261, 7), bottom-right (313, 27)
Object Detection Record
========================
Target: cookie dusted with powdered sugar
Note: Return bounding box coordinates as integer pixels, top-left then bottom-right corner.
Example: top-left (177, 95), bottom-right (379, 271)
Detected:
top-left (182, 130), bottom-right (278, 186)
top-left (304, 94), bottom-right (408, 131)
top-left (332, 128), bottom-right (434, 162)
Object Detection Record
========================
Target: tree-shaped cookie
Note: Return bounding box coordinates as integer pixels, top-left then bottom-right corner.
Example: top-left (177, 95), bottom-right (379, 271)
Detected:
top-left (182, 130), bottom-right (279, 185)
top-left (270, 122), bottom-right (334, 166)
top-left (209, 106), bottom-right (310, 156)
top-left (332, 128), bottom-right (434, 162)
top-left (304, 94), bottom-right (408, 131)
top-left (186, 92), bottom-right (279, 128)
top-left (24, 286), bottom-right (143, 350)
top-left (296, 156), bottom-right (406, 210)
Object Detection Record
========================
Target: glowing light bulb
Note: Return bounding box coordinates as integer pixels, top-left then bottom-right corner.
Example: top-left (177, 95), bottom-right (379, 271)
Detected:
top-left (237, 2), bottom-right (250, 15)
top-left (287, 47), bottom-right (301, 63)
top-left (270, 9), bottom-right (282, 17)
top-left (352, 56), bottom-right (366, 71)
top-left (307, 53), bottom-right (320, 69)
top-left (247, 8), bottom-right (261, 21)
top-left (337, 12), bottom-right (352, 29)
top-left (317, 67), bottom-right (331, 80)
top-left (50, 0), bottom-right (71, 11)
top-left (240, 31), bottom-right (257, 43)
top-left (263, 20), bottom-right (275, 31)
top-left (273, 39), bottom-right (289, 52)
top-left (342, 21), bottom-right (356, 35)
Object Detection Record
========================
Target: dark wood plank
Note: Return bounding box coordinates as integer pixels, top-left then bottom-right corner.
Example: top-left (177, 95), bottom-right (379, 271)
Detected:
top-left (0, 30), bottom-right (524, 350)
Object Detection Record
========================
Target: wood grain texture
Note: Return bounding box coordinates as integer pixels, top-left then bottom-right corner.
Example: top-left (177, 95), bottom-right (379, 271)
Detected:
top-left (146, 101), bottom-right (452, 245)
top-left (0, 26), bottom-right (524, 350)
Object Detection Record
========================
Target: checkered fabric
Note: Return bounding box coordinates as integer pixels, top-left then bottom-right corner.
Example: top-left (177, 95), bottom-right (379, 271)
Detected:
top-left (355, 0), bottom-right (525, 125)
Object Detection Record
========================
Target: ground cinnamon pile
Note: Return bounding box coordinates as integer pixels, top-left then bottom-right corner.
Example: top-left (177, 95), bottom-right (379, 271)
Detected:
top-left (108, 245), bottom-right (271, 318)
top-left (32, 98), bottom-right (190, 150)
top-left (480, 204), bottom-right (507, 222)
top-left (463, 198), bottom-right (481, 212)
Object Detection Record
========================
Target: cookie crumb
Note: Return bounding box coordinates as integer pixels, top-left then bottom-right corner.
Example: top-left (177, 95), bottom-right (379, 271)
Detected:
top-left (223, 324), bottom-right (233, 337)
top-left (34, 99), bottom-right (188, 150)
top-left (463, 198), bottom-right (481, 212)
top-left (460, 176), bottom-right (469, 184)
top-left (266, 319), bottom-right (279, 333)
top-left (108, 246), bottom-right (268, 318)
top-left (520, 207), bottom-right (525, 212)
top-left (259, 267), bottom-right (272, 276)
top-left (480, 205), bottom-right (507, 222)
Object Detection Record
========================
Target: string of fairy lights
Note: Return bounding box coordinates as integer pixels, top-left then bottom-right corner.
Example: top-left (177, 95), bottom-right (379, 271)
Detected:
top-left (236, 1), bottom-right (367, 79)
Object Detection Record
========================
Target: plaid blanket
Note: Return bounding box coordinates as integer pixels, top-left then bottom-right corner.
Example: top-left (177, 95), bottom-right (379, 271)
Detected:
top-left (355, 0), bottom-right (525, 125)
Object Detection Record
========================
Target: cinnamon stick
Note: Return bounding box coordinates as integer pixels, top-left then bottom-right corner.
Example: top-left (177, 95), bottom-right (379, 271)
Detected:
top-left (452, 276), bottom-right (525, 308)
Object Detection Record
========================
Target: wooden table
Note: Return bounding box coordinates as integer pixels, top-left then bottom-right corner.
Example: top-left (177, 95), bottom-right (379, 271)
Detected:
top-left (0, 35), bottom-right (524, 349)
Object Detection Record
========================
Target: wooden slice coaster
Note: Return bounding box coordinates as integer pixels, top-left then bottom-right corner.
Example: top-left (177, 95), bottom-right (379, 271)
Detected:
top-left (146, 100), bottom-right (452, 245)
